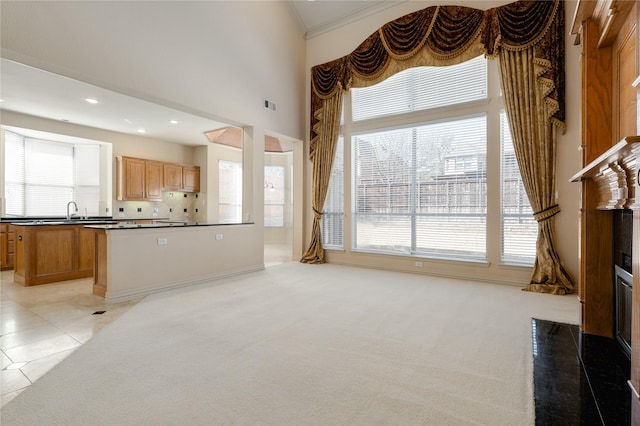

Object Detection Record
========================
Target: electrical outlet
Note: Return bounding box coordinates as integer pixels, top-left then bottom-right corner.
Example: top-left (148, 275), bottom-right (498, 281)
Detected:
top-left (415, 261), bottom-right (423, 267)
top-left (157, 237), bottom-right (168, 245)
top-left (215, 234), bottom-right (223, 240)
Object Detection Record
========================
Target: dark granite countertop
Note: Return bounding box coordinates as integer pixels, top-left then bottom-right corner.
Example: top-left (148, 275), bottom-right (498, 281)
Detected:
top-left (3, 217), bottom-right (170, 225)
top-left (2, 216), bottom-right (113, 223)
top-left (3, 216), bottom-right (250, 228)
top-left (86, 221), bottom-right (251, 230)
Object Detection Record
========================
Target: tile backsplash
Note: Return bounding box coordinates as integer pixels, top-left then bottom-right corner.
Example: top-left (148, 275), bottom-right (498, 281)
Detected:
top-left (112, 192), bottom-right (206, 222)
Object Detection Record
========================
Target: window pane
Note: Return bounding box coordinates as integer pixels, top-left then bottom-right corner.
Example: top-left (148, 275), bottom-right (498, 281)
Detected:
top-left (501, 111), bottom-right (536, 264)
top-left (26, 139), bottom-right (73, 187)
top-left (4, 132), bottom-right (25, 216)
top-left (74, 144), bottom-right (101, 215)
top-left (264, 165), bottom-right (285, 227)
top-left (219, 160), bottom-right (242, 223)
top-left (354, 214), bottom-right (411, 254)
top-left (322, 136), bottom-right (344, 248)
top-left (353, 116), bottom-right (486, 260)
top-left (25, 185), bottom-right (73, 216)
top-left (352, 56), bottom-right (487, 121)
top-left (4, 133), bottom-right (101, 217)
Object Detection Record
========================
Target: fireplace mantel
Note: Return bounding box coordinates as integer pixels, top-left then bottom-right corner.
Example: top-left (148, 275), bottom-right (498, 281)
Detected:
top-left (570, 136), bottom-right (640, 210)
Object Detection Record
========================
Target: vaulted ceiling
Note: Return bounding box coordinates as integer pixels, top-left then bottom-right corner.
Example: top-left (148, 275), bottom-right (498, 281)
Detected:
top-left (0, 2), bottom-right (405, 145)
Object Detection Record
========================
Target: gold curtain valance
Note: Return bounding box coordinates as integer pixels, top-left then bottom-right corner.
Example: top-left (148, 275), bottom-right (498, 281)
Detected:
top-left (310, 0), bottom-right (564, 157)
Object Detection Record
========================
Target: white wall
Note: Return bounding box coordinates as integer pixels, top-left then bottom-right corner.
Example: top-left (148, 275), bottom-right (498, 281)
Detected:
top-left (1, 1), bottom-right (308, 269)
top-left (0, 1), bottom-right (307, 140)
top-left (1, 111), bottom-right (199, 219)
top-left (304, 1), bottom-right (582, 285)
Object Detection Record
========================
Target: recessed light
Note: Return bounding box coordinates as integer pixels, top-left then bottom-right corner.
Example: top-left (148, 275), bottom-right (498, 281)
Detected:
top-left (137, 128), bottom-right (146, 133)
top-left (85, 98), bottom-right (99, 104)
top-left (169, 120), bottom-right (178, 124)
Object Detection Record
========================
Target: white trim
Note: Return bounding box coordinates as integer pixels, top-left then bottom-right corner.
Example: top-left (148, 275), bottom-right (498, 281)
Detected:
top-left (105, 265), bottom-right (264, 303)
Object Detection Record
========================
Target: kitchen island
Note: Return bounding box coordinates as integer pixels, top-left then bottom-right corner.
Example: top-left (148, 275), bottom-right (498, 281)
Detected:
top-left (89, 222), bottom-right (262, 302)
top-left (11, 220), bottom-right (116, 286)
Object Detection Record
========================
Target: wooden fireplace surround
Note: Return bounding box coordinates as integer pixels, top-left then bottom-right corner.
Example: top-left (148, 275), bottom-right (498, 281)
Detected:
top-left (571, 0), bottom-right (640, 421)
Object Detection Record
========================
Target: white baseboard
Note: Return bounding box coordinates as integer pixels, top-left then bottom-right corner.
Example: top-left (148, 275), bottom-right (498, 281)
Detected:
top-left (105, 265), bottom-right (265, 303)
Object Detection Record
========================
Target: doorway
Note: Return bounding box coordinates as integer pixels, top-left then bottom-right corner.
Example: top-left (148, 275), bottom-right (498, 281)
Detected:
top-left (263, 134), bottom-right (297, 266)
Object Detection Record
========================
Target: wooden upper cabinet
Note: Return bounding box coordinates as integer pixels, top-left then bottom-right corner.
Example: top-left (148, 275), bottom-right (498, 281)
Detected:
top-left (163, 162), bottom-right (200, 193)
top-left (116, 156), bottom-right (163, 201)
top-left (182, 166), bottom-right (200, 193)
top-left (145, 160), bottom-right (164, 200)
top-left (118, 156), bottom-right (200, 199)
top-left (120, 157), bottom-right (145, 200)
top-left (163, 163), bottom-right (183, 191)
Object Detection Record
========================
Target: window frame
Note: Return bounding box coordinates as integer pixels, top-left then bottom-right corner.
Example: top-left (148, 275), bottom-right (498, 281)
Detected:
top-left (322, 58), bottom-right (536, 267)
top-left (4, 131), bottom-right (102, 217)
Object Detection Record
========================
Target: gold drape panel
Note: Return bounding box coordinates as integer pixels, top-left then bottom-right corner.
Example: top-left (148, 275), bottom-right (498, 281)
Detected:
top-left (303, 0), bottom-right (573, 294)
top-left (301, 91), bottom-right (343, 263)
top-left (499, 47), bottom-right (573, 295)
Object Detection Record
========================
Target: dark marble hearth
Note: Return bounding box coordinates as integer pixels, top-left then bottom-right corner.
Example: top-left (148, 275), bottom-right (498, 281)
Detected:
top-left (532, 319), bottom-right (630, 425)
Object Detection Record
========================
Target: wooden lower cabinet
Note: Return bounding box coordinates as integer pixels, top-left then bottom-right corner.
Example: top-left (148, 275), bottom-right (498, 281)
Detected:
top-left (78, 227), bottom-right (95, 274)
top-left (1, 224), bottom-right (16, 270)
top-left (13, 224), bottom-right (95, 286)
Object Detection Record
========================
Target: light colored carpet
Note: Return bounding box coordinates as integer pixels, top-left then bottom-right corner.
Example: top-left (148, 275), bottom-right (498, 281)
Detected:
top-left (1, 262), bottom-right (579, 425)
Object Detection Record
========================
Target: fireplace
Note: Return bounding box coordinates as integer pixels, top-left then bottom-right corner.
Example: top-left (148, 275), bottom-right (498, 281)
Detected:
top-left (615, 264), bottom-right (633, 358)
top-left (614, 209), bottom-right (633, 358)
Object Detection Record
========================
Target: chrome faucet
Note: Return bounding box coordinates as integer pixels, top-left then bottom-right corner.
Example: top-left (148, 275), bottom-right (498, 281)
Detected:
top-left (66, 201), bottom-right (78, 220)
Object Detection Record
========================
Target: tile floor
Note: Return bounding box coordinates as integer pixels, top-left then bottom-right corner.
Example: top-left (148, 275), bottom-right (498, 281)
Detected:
top-left (0, 270), bottom-right (140, 407)
top-left (1, 244), bottom-right (294, 408)
top-left (532, 318), bottom-right (631, 425)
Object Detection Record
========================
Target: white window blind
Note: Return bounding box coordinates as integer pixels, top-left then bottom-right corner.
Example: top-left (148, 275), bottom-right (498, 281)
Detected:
top-left (322, 136), bottom-right (344, 248)
top-left (353, 115), bottom-right (487, 260)
top-left (4, 131), bottom-right (25, 216)
top-left (264, 165), bottom-right (285, 227)
top-left (501, 111), bottom-right (536, 264)
top-left (352, 55), bottom-right (487, 122)
top-left (74, 144), bottom-right (100, 216)
top-left (25, 138), bottom-right (74, 216)
top-left (4, 131), bottom-right (101, 217)
top-left (219, 160), bottom-right (242, 223)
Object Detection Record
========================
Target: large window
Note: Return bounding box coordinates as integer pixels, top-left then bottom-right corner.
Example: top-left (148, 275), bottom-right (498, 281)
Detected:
top-left (264, 165), bottom-right (285, 227)
top-left (322, 136), bottom-right (344, 248)
top-left (322, 56), bottom-right (536, 265)
top-left (4, 131), bottom-right (100, 217)
top-left (352, 56), bottom-right (487, 121)
top-left (353, 116), bottom-right (486, 260)
top-left (218, 160), bottom-right (242, 223)
top-left (501, 111), bottom-right (536, 264)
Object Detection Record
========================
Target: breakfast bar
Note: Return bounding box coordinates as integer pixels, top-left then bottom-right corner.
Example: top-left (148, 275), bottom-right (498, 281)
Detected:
top-left (88, 221), bottom-right (262, 303)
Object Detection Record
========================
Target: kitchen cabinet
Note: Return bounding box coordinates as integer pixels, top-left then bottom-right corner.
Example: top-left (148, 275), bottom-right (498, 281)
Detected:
top-left (182, 165), bottom-right (200, 193)
top-left (116, 156), bottom-right (164, 201)
top-left (13, 223), bottom-right (95, 286)
top-left (1, 224), bottom-right (15, 270)
top-left (163, 163), bottom-right (183, 191)
top-left (164, 162), bottom-right (200, 193)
